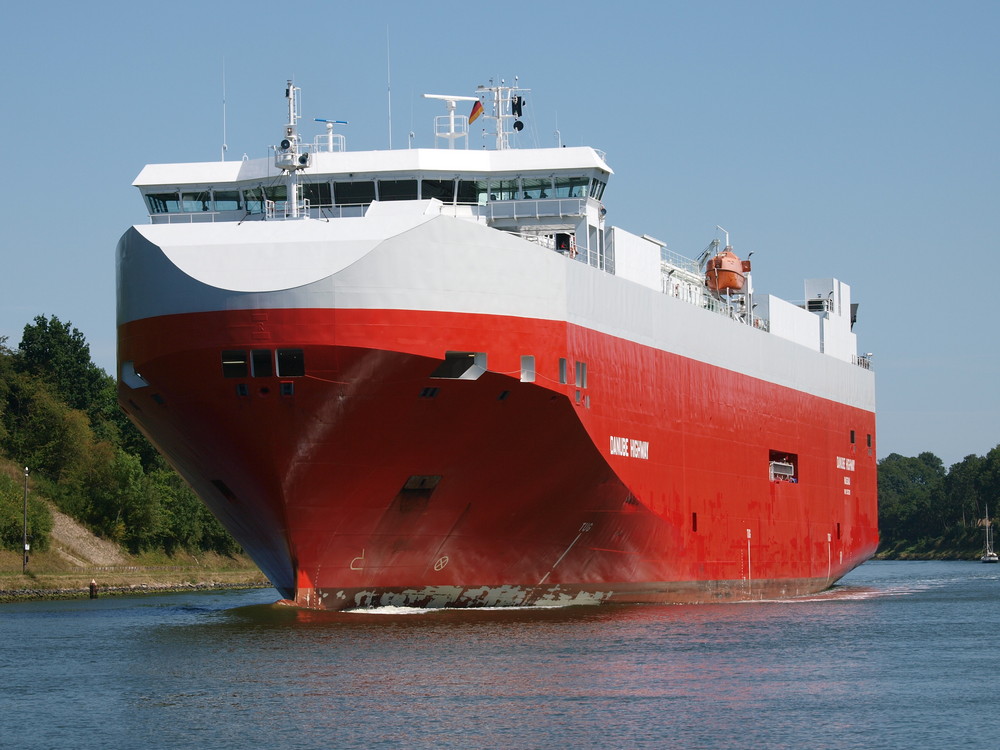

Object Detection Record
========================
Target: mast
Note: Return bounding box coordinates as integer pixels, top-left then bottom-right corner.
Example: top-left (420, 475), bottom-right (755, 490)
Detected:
top-left (475, 78), bottom-right (529, 150)
top-left (274, 80), bottom-right (310, 218)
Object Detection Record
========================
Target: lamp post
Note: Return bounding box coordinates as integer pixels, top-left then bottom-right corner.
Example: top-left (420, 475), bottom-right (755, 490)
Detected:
top-left (22, 466), bottom-right (28, 573)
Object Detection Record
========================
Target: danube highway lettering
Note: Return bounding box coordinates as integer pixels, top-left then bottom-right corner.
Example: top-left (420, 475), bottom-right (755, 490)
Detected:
top-left (610, 435), bottom-right (649, 460)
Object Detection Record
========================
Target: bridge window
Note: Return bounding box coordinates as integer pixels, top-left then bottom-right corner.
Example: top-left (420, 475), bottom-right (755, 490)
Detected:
top-left (590, 178), bottom-right (607, 200)
top-left (421, 179), bottom-right (455, 201)
top-left (489, 179), bottom-right (519, 201)
top-left (301, 182), bottom-right (332, 207)
top-left (214, 190), bottom-right (242, 211)
top-left (458, 180), bottom-right (483, 203)
top-left (244, 186), bottom-right (267, 214)
top-left (334, 180), bottom-right (375, 206)
top-left (553, 177), bottom-right (588, 198)
top-left (182, 191), bottom-right (212, 212)
top-left (146, 193), bottom-right (181, 213)
top-left (521, 178), bottom-right (551, 199)
top-left (244, 184), bottom-right (287, 214)
top-left (264, 185), bottom-right (287, 209)
top-left (378, 179), bottom-right (418, 201)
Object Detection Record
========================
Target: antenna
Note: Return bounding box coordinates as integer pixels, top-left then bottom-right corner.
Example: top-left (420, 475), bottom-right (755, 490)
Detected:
top-left (314, 118), bottom-right (349, 152)
top-left (475, 78), bottom-right (529, 150)
top-left (423, 94), bottom-right (478, 149)
top-left (221, 59), bottom-right (228, 161)
top-left (386, 26), bottom-right (392, 149)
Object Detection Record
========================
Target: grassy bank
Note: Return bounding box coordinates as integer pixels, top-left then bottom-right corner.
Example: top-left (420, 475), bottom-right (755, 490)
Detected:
top-left (0, 548), bottom-right (271, 602)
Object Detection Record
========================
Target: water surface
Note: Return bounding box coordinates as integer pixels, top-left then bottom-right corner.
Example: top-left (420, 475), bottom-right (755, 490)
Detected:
top-left (2, 561), bottom-right (997, 749)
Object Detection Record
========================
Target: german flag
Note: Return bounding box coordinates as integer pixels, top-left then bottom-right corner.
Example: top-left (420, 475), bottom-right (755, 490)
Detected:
top-left (469, 100), bottom-right (484, 124)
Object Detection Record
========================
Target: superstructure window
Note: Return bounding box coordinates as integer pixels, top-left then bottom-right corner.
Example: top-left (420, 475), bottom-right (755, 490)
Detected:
top-left (244, 186), bottom-right (267, 214)
top-left (276, 349), bottom-right (305, 377)
top-left (590, 178), bottom-right (607, 200)
top-left (421, 179), bottom-right (455, 201)
top-left (301, 182), bottom-right (332, 207)
top-left (222, 350), bottom-right (248, 378)
top-left (490, 179), bottom-right (519, 201)
top-left (334, 181), bottom-right (376, 206)
top-left (244, 185), bottom-right (286, 214)
top-left (457, 180), bottom-right (483, 203)
top-left (521, 178), bottom-right (552, 199)
top-left (558, 358), bottom-right (568, 384)
top-left (378, 179), bottom-right (418, 201)
top-left (182, 191), bottom-right (212, 212)
top-left (264, 184), bottom-right (287, 210)
top-left (554, 177), bottom-right (589, 198)
top-left (146, 193), bottom-right (181, 213)
top-left (213, 190), bottom-right (242, 211)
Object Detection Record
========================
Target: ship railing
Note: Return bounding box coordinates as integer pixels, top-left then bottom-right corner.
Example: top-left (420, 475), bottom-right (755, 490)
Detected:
top-left (660, 249), bottom-right (701, 277)
top-left (501, 230), bottom-right (558, 250)
top-left (310, 133), bottom-right (347, 152)
top-left (481, 197), bottom-right (587, 222)
top-left (659, 275), bottom-right (771, 331)
top-left (853, 354), bottom-right (873, 370)
top-left (149, 211), bottom-right (224, 224)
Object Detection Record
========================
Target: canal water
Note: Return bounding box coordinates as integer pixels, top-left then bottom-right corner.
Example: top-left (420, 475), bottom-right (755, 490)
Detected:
top-left (1, 560), bottom-right (997, 749)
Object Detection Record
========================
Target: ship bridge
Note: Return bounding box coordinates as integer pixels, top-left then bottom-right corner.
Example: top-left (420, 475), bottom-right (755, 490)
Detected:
top-left (135, 80), bottom-right (613, 269)
top-left (131, 80), bottom-right (870, 371)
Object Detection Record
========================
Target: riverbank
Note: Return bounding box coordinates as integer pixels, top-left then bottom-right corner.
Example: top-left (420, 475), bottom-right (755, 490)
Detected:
top-left (0, 499), bottom-right (271, 602)
top-left (0, 548), bottom-right (270, 603)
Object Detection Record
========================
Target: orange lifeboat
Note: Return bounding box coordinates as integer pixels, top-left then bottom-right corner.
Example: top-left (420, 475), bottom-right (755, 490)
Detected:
top-left (705, 246), bottom-right (751, 293)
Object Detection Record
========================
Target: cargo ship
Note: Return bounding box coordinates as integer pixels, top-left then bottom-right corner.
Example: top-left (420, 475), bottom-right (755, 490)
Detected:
top-left (116, 79), bottom-right (878, 609)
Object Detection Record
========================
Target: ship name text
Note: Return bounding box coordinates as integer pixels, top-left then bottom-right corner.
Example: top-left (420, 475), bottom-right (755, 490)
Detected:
top-left (610, 436), bottom-right (649, 460)
top-left (836, 456), bottom-right (856, 471)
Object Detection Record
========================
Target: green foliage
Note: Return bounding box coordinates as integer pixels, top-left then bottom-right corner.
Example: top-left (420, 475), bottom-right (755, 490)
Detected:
top-left (0, 315), bottom-right (240, 557)
top-left (0, 470), bottom-right (53, 552)
top-left (16, 315), bottom-right (106, 416)
top-left (1, 372), bottom-right (93, 481)
top-left (878, 448), bottom-right (1000, 557)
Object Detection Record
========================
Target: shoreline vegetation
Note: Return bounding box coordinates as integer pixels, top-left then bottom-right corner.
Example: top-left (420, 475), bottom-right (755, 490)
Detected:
top-left (2, 316), bottom-right (997, 605)
top-left (0, 545), bottom-right (271, 603)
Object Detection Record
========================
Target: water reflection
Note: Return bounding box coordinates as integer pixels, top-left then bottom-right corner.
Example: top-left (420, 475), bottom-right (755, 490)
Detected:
top-left (7, 562), bottom-right (1000, 749)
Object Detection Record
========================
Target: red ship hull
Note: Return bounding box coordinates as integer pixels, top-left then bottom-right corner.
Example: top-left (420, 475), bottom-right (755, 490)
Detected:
top-left (118, 305), bottom-right (878, 609)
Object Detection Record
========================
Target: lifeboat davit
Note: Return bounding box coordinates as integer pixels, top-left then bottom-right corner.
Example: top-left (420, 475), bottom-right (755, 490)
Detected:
top-left (705, 246), bottom-right (751, 293)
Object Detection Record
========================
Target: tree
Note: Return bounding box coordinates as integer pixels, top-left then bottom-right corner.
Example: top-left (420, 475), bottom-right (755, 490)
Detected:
top-left (943, 454), bottom-right (985, 528)
top-left (0, 372), bottom-right (94, 482)
top-left (878, 451), bottom-right (946, 548)
top-left (16, 315), bottom-right (106, 417)
top-left (0, 467), bottom-right (52, 552)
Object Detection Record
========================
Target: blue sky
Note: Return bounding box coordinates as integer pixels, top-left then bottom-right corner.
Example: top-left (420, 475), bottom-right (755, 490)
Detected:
top-left (0, 0), bottom-right (996, 467)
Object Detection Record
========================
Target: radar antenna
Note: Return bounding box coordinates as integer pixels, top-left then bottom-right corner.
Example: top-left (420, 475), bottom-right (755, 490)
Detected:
top-left (314, 118), bottom-right (349, 152)
top-left (422, 94), bottom-right (479, 149)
